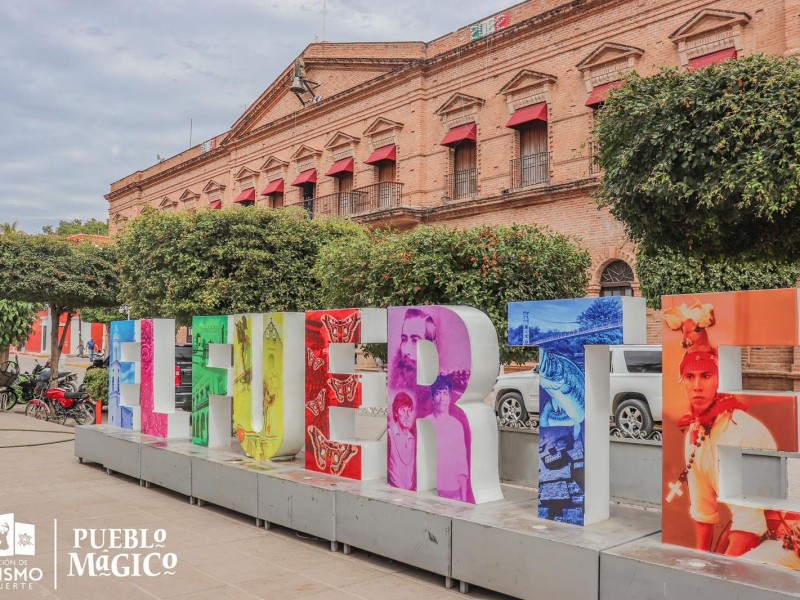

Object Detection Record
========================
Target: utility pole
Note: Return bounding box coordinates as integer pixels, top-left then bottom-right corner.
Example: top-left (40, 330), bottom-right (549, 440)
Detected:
top-left (322, 0), bottom-right (327, 42)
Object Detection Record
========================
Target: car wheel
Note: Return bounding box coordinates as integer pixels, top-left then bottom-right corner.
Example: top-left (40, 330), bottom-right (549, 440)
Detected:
top-left (497, 392), bottom-right (528, 424)
top-left (614, 398), bottom-right (654, 438)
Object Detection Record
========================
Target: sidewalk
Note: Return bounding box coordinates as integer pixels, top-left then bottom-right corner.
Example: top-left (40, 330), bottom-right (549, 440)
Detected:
top-left (0, 411), bottom-right (510, 600)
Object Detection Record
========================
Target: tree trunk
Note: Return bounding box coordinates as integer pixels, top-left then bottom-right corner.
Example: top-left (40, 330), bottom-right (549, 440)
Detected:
top-left (49, 304), bottom-right (61, 386)
top-left (0, 348), bottom-right (9, 367)
top-left (49, 305), bottom-right (73, 387)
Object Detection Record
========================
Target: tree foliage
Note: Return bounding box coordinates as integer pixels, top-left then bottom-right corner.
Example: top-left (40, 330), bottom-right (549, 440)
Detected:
top-left (0, 235), bottom-right (119, 381)
top-left (596, 54), bottom-right (800, 259)
top-left (0, 300), bottom-right (38, 365)
top-left (42, 218), bottom-right (108, 237)
top-left (635, 247), bottom-right (800, 309)
top-left (79, 306), bottom-right (127, 324)
top-left (313, 224), bottom-right (590, 364)
top-left (116, 207), bottom-right (367, 325)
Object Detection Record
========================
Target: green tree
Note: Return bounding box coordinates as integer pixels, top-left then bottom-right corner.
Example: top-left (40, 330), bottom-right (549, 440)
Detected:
top-left (0, 300), bottom-right (38, 366)
top-left (1, 222), bottom-right (20, 236)
top-left (0, 236), bottom-right (119, 383)
top-left (314, 224), bottom-right (590, 364)
top-left (595, 53), bottom-right (800, 260)
top-left (116, 207), bottom-right (366, 325)
top-left (635, 247), bottom-right (800, 309)
top-left (42, 218), bottom-right (108, 237)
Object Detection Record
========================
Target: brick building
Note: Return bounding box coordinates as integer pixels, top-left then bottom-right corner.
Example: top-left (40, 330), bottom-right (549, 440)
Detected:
top-left (106, 0), bottom-right (800, 387)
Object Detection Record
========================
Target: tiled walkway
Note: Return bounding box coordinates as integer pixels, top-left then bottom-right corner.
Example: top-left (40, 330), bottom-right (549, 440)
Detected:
top-left (0, 410), bottom-right (512, 599)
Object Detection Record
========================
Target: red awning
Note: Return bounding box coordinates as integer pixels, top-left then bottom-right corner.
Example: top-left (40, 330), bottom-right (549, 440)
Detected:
top-left (440, 123), bottom-right (477, 147)
top-left (234, 188), bottom-right (256, 204)
top-left (291, 169), bottom-right (317, 186)
top-left (261, 179), bottom-right (284, 196)
top-left (585, 81), bottom-right (624, 108)
top-left (209, 199), bottom-right (222, 210)
top-left (365, 144), bottom-right (397, 165)
top-left (326, 157), bottom-right (354, 177)
top-left (505, 103), bottom-right (548, 129)
top-left (688, 48), bottom-right (737, 70)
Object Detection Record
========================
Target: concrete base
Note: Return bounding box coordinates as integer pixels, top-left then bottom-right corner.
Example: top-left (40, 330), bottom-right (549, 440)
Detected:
top-left (601, 533), bottom-right (800, 599)
top-left (74, 425), bottom-right (798, 600)
top-left (257, 469), bottom-right (344, 543)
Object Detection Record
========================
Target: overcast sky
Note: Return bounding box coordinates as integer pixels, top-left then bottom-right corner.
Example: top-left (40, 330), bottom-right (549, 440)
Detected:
top-left (0, 0), bottom-right (513, 232)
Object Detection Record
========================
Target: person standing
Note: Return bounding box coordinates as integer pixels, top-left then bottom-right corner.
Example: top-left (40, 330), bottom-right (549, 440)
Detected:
top-left (87, 337), bottom-right (96, 361)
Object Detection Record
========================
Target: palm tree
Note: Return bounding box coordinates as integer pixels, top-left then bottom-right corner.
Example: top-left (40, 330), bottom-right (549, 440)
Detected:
top-left (0, 222), bottom-right (19, 235)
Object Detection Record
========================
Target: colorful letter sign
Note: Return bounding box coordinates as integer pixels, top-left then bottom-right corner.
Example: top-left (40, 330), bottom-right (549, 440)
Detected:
top-left (232, 313), bottom-right (304, 461)
top-left (508, 297), bottom-right (646, 525)
top-left (387, 306), bottom-right (503, 504)
top-left (304, 308), bottom-right (387, 480)
top-left (191, 315), bottom-right (233, 449)
top-left (662, 290), bottom-right (800, 570)
top-left (108, 319), bottom-right (189, 438)
top-left (109, 320), bottom-right (138, 430)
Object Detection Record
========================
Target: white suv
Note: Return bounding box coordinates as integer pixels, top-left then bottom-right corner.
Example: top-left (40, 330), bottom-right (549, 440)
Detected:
top-left (492, 345), bottom-right (662, 438)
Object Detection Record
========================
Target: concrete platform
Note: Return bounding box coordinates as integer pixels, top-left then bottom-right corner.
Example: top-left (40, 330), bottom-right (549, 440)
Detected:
top-left (601, 533), bottom-right (800, 599)
top-left (73, 425), bottom-right (800, 600)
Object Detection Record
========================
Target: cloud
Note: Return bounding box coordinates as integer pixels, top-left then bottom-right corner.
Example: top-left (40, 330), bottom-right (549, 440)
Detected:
top-left (0, 0), bottom-right (513, 232)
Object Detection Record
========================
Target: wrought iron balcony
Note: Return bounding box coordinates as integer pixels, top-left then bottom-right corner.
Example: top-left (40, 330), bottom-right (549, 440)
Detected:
top-left (510, 152), bottom-right (549, 189)
top-left (444, 168), bottom-right (478, 200)
top-left (285, 182), bottom-right (404, 218)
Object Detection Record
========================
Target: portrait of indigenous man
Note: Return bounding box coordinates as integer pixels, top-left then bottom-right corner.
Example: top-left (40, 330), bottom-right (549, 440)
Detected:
top-left (664, 303), bottom-right (800, 570)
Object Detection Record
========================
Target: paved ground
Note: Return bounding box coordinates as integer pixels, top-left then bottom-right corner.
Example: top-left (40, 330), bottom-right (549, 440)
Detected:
top-left (0, 411), bottom-right (513, 600)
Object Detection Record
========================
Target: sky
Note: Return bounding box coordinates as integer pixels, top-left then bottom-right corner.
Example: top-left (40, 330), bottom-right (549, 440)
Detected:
top-left (0, 0), bottom-right (513, 233)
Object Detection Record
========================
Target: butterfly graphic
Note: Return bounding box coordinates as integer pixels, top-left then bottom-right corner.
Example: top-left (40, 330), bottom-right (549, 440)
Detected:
top-left (305, 389), bottom-right (326, 416)
top-left (327, 375), bottom-right (359, 405)
top-left (306, 348), bottom-right (325, 370)
top-left (307, 425), bottom-right (359, 475)
top-left (320, 313), bottom-right (361, 343)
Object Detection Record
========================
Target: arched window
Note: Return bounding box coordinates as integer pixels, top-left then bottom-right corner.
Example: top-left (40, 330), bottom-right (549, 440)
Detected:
top-left (600, 260), bottom-right (634, 297)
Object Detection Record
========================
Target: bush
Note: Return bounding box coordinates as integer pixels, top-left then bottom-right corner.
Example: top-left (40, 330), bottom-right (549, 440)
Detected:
top-left (83, 368), bottom-right (108, 405)
top-left (117, 207), bottom-right (367, 325)
top-left (314, 224), bottom-right (590, 364)
top-left (635, 247), bottom-right (800, 309)
top-left (596, 54), bottom-right (800, 260)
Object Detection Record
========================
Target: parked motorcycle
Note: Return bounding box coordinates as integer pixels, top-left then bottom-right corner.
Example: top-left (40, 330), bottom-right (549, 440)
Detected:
top-left (26, 387), bottom-right (95, 425)
top-left (36, 365), bottom-right (79, 393)
top-left (0, 357), bottom-right (45, 410)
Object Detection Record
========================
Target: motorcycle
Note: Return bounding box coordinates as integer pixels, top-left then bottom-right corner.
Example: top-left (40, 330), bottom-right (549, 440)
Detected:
top-left (36, 364), bottom-right (79, 393)
top-left (26, 387), bottom-right (95, 425)
top-left (0, 357), bottom-right (44, 410)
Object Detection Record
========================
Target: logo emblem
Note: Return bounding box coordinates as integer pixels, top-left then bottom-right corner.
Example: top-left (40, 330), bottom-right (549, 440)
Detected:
top-left (0, 513), bottom-right (35, 556)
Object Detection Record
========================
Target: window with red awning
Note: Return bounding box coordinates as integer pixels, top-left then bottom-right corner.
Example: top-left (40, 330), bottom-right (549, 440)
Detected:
top-left (585, 81), bottom-right (624, 108)
top-left (688, 48), bottom-right (737, 70)
top-left (505, 103), bottom-right (548, 129)
top-left (365, 145), bottom-right (396, 164)
top-left (441, 123), bottom-right (477, 147)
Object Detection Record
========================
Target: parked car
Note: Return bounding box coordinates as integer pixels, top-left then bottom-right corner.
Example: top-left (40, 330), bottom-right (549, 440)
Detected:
top-left (175, 344), bottom-right (193, 411)
top-left (492, 345), bottom-right (662, 437)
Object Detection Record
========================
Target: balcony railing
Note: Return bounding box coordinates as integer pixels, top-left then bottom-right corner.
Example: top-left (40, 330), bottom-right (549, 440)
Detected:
top-left (589, 140), bottom-right (601, 175)
top-left (444, 168), bottom-right (478, 200)
top-left (510, 152), bottom-right (549, 189)
top-left (286, 182), bottom-right (404, 218)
